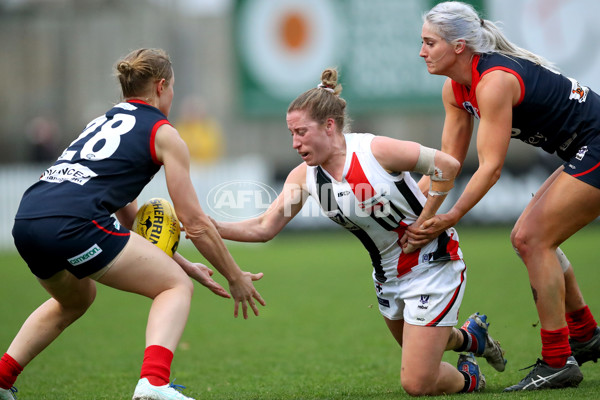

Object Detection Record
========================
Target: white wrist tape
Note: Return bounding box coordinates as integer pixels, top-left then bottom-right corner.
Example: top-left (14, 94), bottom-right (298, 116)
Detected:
top-left (428, 189), bottom-right (449, 197)
top-left (414, 145), bottom-right (436, 175)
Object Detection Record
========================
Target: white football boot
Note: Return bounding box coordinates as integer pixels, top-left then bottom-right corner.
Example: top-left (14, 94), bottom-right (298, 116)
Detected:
top-left (0, 387), bottom-right (17, 400)
top-left (132, 378), bottom-right (195, 400)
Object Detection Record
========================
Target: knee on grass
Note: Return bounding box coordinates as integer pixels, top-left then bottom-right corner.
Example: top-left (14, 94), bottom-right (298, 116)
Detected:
top-left (401, 374), bottom-right (439, 397)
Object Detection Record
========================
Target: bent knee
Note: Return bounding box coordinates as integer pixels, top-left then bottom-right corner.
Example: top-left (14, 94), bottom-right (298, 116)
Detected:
top-left (511, 225), bottom-right (539, 258)
top-left (168, 273), bottom-right (195, 299)
top-left (402, 375), bottom-right (438, 397)
top-left (181, 275), bottom-right (194, 296)
top-left (59, 281), bottom-right (97, 322)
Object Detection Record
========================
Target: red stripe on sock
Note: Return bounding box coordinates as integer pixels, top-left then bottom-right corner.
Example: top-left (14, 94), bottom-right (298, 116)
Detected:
top-left (566, 305), bottom-right (597, 342)
top-left (0, 353), bottom-right (23, 390)
top-left (541, 327), bottom-right (571, 368)
top-left (140, 345), bottom-right (174, 386)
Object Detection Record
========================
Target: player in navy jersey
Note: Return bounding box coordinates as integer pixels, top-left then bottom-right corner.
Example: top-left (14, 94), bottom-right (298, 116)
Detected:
top-left (411, 1), bottom-right (600, 391)
top-left (211, 67), bottom-right (508, 396)
top-left (0, 48), bottom-right (265, 400)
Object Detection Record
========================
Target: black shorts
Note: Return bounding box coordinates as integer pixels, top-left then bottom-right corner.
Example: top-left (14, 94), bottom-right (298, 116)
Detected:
top-left (12, 214), bottom-right (130, 280)
top-left (564, 135), bottom-right (600, 189)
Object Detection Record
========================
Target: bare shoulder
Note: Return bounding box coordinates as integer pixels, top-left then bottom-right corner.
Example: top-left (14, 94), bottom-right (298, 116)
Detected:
top-left (155, 123), bottom-right (180, 142)
top-left (287, 162), bottom-right (308, 186)
top-left (478, 70), bottom-right (521, 106)
top-left (155, 124), bottom-right (188, 163)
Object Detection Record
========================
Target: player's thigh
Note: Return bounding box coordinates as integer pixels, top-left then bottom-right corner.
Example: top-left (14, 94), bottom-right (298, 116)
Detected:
top-left (517, 172), bottom-right (600, 247)
top-left (384, 317), bottom-right (405, 347)
top-left (513, 166), bottom-right (563, 237)
top-left (38, 270), bottom-right (97, 311)
top-left (97, 233), bottom-right (192, 299)
top-left (401, 323), bottom-right (452, 381)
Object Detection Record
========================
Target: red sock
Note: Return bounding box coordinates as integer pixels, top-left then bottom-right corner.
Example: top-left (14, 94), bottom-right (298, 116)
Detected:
top-left (566, 305), bottom-right (597, 342)
top-left (140, 345), bottom-right (173, 386)
top-left (0, 353), bottom-right (23, 390)
top-left (541, 327), bottom-right (571, 368)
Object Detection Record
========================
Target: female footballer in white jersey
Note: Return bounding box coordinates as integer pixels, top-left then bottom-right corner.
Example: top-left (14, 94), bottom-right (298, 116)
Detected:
top-left (211, 68), bottom-right (506, 396)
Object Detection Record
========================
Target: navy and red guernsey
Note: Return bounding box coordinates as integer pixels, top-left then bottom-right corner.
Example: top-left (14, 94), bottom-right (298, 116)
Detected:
top-left (451, 53), bottom-right (600, 161)
top-left (16, 100), bottom-right (169, 220)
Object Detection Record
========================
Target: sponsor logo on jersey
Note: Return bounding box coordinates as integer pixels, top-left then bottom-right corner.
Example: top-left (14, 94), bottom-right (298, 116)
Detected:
top-left (418, 294), bottom-right (430, 310)
top-left (462, 101), bottom-right (480, 119)
top-left (375, 282), bottom-right (383, 294)
top-left (377, 297), bottom-right (390, 308)
top-left (337, 190), bottom-right (351, 197)
top-left (40, 162), bottom-right (98, 185)
top-left (326, 210), bottom-right (362, 231)
top-left (115, 102), bottom-right (138, 111)
top-left (559, 132), bottom-right (578, 151)
top-left (576, 146), bottom-right (588, 161)
top-left (68, 243), bottom-right (103, 266)
top-left (568, 77), bottom-right (589, 103)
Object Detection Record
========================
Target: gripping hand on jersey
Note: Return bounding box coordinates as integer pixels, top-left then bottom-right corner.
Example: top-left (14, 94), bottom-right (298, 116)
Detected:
top-left (404, 213), bottom-right (454, 252)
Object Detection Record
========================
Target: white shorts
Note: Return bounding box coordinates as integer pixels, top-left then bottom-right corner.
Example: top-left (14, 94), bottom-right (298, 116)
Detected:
top-left (373, 259), bottom-right (467, 327)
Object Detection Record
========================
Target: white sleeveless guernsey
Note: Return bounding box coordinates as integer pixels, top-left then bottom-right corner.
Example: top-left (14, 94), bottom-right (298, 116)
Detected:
top-left (306, 133), bottom-right (463, 283)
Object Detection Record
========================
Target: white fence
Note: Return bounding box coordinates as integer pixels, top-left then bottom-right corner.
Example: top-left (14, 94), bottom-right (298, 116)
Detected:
top-left (1, 159), bottom-right (555, 251)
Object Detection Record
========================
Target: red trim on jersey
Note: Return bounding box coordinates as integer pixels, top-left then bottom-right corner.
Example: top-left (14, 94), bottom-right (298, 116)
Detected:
top-left (451, 54), bottom-right (526, 116)
top-left (393, 223), bottom-right (421, 277)
top-left (451, 80), bottom-right (465, 108)
top-left (397, 250), bottom-right (420, 278)
top-left (480, 66), bottom-right (526, 105)
top-left (427, 265), bottom-right (466, 327)
top-left (92, 220), bottom-right (131, 236)
top-left (446, 232), bottom-right (461, 260)
top-left (346, 153), bottom-right (376, 202)
top-left (451, 55), bottom-right (482, 118)
top-left (125, 99), bottom-right (171, 165)
top-left (573, 161), bottom-right (600, 178)
top-left (128, 99), bottom-right (151, 106)
top-left (150, 120), bottom-right (171, 165)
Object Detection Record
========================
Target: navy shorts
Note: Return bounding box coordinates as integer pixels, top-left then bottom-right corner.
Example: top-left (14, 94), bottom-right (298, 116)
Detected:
top-left (564, 135), bottom-right (600, 189)
top-left (12, 214), bottom-right (130, 280)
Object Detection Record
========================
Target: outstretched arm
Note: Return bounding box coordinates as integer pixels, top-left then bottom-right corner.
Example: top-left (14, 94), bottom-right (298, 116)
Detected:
top-left (414, 70), bottom-right (520, 240)
top-left (213, 163), bottom-right (309, 242)
top-left (156, 124), bottom-right (265, 319)
top-left (418, 78), bottom-right (474, 195)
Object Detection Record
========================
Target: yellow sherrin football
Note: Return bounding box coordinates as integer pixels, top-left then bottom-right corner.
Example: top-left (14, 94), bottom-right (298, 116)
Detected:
top-left (132, 198), bottom-right (180, 257)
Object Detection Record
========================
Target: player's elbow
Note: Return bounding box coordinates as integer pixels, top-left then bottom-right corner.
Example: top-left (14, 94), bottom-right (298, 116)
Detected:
top-left (254, 226), bottom-right (277, 243)
top-left (480, 162), bottom-right (503, 186)
top-left (445, 156), bottom-right (461, 180)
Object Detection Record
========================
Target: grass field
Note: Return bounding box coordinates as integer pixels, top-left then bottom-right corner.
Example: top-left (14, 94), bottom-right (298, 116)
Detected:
top-left (1, 224), bottom-right (600, 399)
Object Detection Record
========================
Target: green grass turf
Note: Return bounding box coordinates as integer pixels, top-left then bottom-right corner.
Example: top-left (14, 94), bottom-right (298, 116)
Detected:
top-left (1, 224), bottom-right (600, 399)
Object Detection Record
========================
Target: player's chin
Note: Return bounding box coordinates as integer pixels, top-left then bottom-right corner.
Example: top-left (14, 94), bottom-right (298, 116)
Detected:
top-left (425, 64), bottom-right (442, 75)
top-left (301, 155), bottom-right (318, 166)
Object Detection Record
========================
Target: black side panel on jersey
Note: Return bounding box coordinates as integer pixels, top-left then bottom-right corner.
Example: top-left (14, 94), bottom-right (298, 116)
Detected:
top-left (396, 180), bottom-right (423, 215)
top-left (315, 167), bottom-right (386, 282)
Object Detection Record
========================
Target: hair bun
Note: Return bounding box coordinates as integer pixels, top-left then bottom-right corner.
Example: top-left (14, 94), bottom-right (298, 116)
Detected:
top-left (117, 61), bottom-right (132, 75)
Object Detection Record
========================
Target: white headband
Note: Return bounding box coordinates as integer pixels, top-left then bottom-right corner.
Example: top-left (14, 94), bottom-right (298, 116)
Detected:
top-left (317, 83), bottom-right (335, 93)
